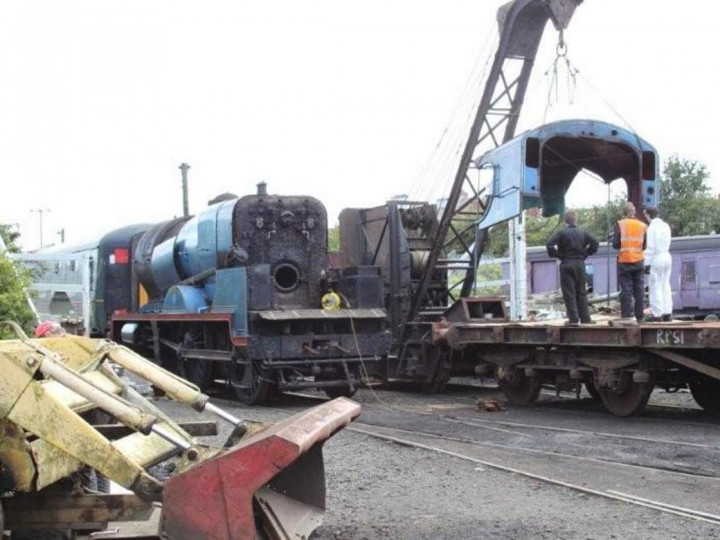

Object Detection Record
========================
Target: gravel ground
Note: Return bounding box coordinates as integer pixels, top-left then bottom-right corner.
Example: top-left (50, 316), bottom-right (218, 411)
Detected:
top-left (155, 380), bottom-right (720, 539)
top-left (316, 430), bottom-right (716, 540)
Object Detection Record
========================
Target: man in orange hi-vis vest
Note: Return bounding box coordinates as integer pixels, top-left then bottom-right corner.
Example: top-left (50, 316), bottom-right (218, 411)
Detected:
top-left (612, 201), bottom-right (648, 325)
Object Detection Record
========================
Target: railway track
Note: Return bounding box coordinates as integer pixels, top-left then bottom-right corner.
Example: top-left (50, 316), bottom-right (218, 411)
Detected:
top-left (348, 422), bottom-right (720, 526)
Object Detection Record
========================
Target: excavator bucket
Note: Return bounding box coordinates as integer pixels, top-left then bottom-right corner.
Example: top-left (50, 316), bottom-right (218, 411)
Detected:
top-left (161, 398), bottom-right (359, 540)
top-left (0, 323), bottom-right (360, 539)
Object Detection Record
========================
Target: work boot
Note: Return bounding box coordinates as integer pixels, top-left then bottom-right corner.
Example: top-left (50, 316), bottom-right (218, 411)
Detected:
top-left (662, 314), bottom-right (673, 322)
top-left (564, 320), bottom-right (579, 326)
top-left (644, 315), bottom-right (662, 322)
top-left (580, 320), bottom-right (596, 325)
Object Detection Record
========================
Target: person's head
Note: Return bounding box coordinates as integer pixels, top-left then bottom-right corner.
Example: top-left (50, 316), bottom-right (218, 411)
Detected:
top-left (622, 201), bottom-right (636, 218)
top-left (564, 210), bottom-right (578, 226)
top-left (34, 320), bottom-right (65, 338)
top-left (644, 206), bottom-right (659, 220)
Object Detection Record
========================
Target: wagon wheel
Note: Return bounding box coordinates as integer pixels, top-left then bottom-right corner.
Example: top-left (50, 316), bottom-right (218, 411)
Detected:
top-left (229, 357), bottom-right (269, 405)
top-left (176, 323), bottom-right (214, 391)
top-left (689, 378), bottom-right (720, 412)
top-left (599, 376), bottom-right (653, 417)
top-left (500, 375), bottom-right (541, 406)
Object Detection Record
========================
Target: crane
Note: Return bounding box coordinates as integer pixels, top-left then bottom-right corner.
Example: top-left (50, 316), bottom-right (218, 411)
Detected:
top-left (338, 0), bottom-right (584, 390)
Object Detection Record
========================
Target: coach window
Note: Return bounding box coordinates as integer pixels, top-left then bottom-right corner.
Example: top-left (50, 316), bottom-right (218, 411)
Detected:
top-left (69, 260), bottom-right (77, 272)
top-left (683, 260), bottom-right (697, 285)
top-left (710, 265), bottom-right (720, 285)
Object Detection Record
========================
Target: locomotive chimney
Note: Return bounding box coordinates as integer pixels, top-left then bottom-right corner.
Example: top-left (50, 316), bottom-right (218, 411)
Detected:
top-left (257, 182), bottom-right (267, 196)
top-left (179, 163), bottom-right (191, 217)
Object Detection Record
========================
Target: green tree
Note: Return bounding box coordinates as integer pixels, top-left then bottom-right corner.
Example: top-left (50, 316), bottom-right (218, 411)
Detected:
top-left (328, 226), bottom-right (339, 252)
top-left (575, 197), bottom-right (625, 242)
top-left (0, 225), bottom-right (37, 336)
top-left (0, 224), bottom-right (21, 253)
top-left (660, 155), bottom-right (720, 236)
top-left (0, 253), bottom-right (36, 335)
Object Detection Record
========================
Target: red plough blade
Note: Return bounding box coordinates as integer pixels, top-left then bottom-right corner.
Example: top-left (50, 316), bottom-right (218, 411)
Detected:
top-left (160, 397), bottom-right (361, 540)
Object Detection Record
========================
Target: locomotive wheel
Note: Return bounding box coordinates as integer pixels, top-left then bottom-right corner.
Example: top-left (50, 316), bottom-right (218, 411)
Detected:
top-left (178, 358), bottom-right (213, 391)
top-left (599, 378), bottom-right (653, 417)
top-left (230, 359), bottom-right (269, 405)
top-left (689, 379), bottom-right (720, 412)
top-left (500, 375), bottom-right (541, 406)
top-left (176, 324), bottom-right (214, 391)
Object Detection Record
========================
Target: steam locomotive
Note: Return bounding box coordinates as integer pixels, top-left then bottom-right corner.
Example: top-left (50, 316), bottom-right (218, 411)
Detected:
top-left (39, 184), bottom-right (390, 404)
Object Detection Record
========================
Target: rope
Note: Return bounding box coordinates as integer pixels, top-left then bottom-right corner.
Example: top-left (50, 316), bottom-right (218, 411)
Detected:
top-left (408, 23), bottom-right (500, 207)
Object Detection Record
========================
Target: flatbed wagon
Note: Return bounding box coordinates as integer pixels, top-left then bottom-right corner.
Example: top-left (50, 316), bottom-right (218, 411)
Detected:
top-left (433, 299), bottom-right (720, 416)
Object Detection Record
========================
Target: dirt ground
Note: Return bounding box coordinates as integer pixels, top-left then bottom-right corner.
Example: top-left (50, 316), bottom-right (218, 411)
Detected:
top-left (156, 381), bottom-right (720, 539)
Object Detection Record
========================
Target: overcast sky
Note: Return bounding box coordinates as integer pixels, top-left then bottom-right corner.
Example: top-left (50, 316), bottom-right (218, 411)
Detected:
top-left (1, 1), bottom-right (717, 250)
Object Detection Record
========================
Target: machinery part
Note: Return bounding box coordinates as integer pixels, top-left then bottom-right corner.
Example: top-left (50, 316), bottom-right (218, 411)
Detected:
top-left (325, 386), bottom-right (357, 399)
top-left (688, 378), bottom-right (720, 412)
top-left (584, 378), bottom-right (601, 401)
top-left (0, 329), bottom-right (360, 538)
top-left (100, 340), bottom-right (246, 433)
top-left (420, 366), bottom-right (450, 394)
top-left (500, 373), bottom-right (542, 406)
top-left (418, 345), bottom-right (451, 394)
top-left (160, 397), bottom-right (360, 540)
top-left (598, 375), bottom-right (653, 417)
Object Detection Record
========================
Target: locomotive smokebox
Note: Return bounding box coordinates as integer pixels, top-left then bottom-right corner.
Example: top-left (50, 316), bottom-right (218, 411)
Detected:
top-left (233, 194), bottom-right (327, 309)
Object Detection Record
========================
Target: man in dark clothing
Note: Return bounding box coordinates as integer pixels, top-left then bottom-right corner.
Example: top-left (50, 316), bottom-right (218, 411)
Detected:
top-left (612, 201), bottom-right (648, 324)
top-left (546, 211), bottom-right (599, 325)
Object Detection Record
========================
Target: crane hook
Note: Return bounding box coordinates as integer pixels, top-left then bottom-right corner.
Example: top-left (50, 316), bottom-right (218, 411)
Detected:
top-left (556, 30), bottom-right (567, 57)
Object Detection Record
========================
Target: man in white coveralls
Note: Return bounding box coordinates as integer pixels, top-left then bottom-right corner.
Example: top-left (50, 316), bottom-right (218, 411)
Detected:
top-left (643, 206), bottom-right (673, 322)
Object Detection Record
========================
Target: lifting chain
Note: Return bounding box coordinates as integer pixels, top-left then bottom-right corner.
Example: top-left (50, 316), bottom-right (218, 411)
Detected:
top-left (543, 30), bottom-right (579, 123)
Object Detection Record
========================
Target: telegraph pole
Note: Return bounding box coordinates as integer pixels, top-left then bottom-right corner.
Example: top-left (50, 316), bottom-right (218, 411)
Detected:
top-left (57, 228), bottom-right (65, 244)
top-left (31, 208), bottom-right (50, 248)
top-left (179, 163), bottom-right (190, 217)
